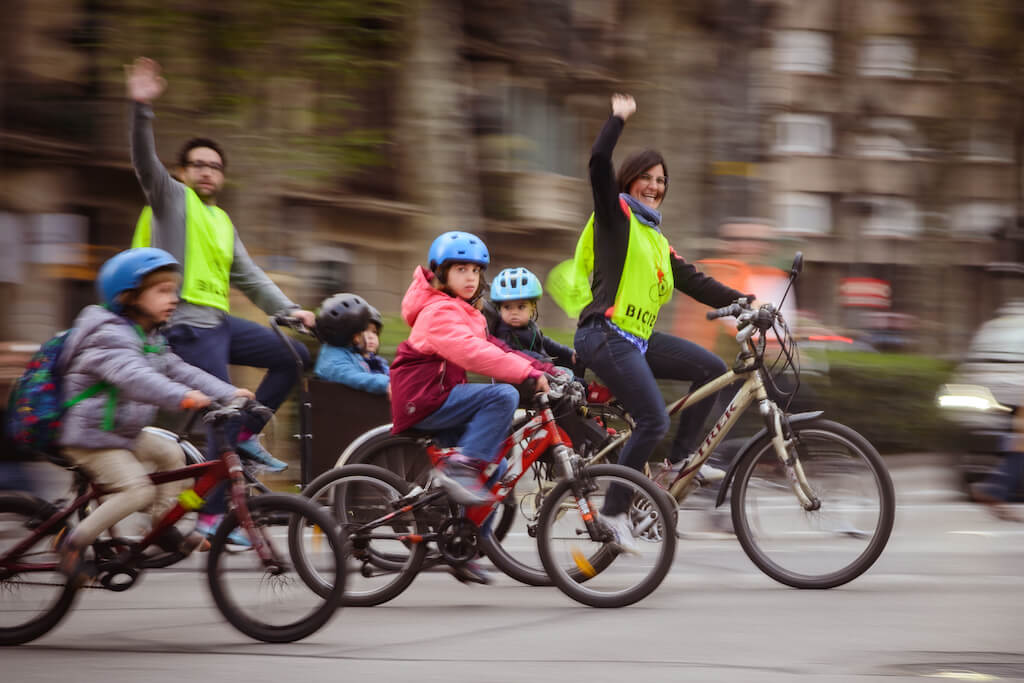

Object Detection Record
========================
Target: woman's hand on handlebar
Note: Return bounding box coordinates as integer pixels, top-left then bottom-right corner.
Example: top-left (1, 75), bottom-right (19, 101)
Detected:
top-left (291, 310), bottom-right (316, 329)
top-left (233, 388), bottom-right (255, 401)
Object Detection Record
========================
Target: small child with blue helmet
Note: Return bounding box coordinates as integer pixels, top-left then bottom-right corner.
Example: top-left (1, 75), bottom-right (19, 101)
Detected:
top-left (56, 248), bottom-right (250, 583)
top-left (489, 267), bottom-right (577, 371)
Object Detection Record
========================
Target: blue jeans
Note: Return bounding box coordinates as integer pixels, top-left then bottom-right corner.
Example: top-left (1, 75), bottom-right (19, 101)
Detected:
top-left (166, 315), bottom-right (311, 515)
top-left (977, 451), bottom-right (1024, 503)
top-left (412, 383), bottom-right (520, 465)
top-left (575, 318), bottom-right (727, 515)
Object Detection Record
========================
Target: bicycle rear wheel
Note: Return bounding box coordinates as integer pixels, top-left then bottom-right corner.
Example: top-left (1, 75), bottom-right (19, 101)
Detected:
top-left (298, 464), bottom-right (427, 607)
top-left (0, 494), bottom-right (78, 646)
top-left (537, 464), bottom-right (676, 608)
top-left (730, 418), bottom-right (895, 589)
top-left (206, 493), bottom-right (346, 643)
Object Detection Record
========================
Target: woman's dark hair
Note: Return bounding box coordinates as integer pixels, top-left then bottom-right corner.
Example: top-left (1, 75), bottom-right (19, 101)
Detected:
top-left (616, 148), bottom-right (668, 196)
top-left (178, 137), bottom-right (227, 170)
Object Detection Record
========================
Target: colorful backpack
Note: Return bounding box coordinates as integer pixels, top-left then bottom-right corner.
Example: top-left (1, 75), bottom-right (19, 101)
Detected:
top-left (5, 331), bottom-right (114, 455)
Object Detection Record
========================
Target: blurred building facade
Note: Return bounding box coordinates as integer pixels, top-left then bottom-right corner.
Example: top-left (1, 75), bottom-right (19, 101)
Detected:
top-left (1, 0), bottom-right (1023, 358)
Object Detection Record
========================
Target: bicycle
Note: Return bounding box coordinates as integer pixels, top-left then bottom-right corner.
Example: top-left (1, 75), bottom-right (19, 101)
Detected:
top-left (0, 398), bottom-right (347, 645)
top-left (294, 375), bottom-right (677, 608)
top-left (587, 252), bottom-right (896, 588)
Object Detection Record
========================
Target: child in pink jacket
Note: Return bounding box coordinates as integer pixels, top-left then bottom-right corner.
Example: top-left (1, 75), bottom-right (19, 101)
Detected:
top-left (390, 232), bottom-right (551, 512)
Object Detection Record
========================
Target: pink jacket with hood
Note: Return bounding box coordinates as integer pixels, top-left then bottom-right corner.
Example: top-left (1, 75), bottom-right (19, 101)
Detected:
top-left (389, 266), bottom-right (548, 433)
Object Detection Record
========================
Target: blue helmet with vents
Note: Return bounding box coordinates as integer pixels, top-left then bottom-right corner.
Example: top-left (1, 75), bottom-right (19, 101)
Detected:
top-left (97, 247), bottom-right (181, 313)
top-left (428, 231), bottom-right (490, 272)
top-left (490, 267), bottom-right (542, 302)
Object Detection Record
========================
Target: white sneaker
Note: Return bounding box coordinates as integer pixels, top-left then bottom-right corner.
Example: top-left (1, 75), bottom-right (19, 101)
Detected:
top-left (603, 513), bottom-right (640, 554)
top-left (650, 458), bottom-right (726, 487)
top-left (697, 463), bottom-right (726, 483)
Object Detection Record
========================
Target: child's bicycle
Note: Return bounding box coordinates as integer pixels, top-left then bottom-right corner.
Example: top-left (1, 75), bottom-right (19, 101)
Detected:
top-left (293, 374), bottom-right (677, 608)
top-left (587, 252), bottom-right (896, 589)
top-left (0, 398), bottom-right (347, 645)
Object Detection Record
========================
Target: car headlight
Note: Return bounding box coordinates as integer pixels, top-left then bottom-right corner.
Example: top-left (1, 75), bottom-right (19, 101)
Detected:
top-left (936, 384), bottom-right (1013, 413)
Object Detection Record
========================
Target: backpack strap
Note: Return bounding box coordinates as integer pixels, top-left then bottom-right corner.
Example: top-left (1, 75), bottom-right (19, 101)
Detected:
top-left (62, 381), bottom-right (119, 432)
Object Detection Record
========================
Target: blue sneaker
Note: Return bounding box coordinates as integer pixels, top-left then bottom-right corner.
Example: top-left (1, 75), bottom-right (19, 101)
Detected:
top-left (196, 513), bottom-right (252, 548)
top-left (236, 435), bottom-right (288, 473)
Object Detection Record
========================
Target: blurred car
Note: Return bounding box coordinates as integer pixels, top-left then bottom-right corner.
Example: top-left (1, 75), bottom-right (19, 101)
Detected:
top-left (937, 299), bottom-right (1024, 497)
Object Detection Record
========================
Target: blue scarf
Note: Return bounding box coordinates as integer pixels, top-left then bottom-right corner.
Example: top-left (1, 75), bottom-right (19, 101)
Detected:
top-left (619, 193), bottom-right (662, 231)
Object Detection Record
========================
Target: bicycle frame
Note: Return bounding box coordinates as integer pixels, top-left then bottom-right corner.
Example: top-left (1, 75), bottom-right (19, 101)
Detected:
top-left (587, 331), bottom-right (820, 510)
top-left (353, 397), bottom-right (604, 545)
top-left (1, 444), bottom-right (279, 575)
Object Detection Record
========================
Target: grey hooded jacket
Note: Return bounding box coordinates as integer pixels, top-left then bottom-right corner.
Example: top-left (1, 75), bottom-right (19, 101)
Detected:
top-left (58, 305), bottom-right (237, 450)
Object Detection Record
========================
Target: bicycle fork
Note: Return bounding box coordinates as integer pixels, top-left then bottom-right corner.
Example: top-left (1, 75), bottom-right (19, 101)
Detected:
top-left (762, 401), bottom-right (821, 511)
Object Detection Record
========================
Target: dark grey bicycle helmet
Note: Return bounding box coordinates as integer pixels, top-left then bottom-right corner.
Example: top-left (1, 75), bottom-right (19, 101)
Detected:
top-left (316, 293), bottom-right (373, 347)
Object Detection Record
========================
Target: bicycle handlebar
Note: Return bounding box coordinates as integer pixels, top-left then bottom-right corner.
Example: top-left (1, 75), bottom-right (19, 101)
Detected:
top-left (271, 314), bottom-right (314, 337)
top-left (202, 397), bottom-right (274, 425)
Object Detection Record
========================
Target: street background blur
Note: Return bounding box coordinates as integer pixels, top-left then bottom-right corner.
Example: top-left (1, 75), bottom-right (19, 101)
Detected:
top-left (4, 0), bottom-right (1024, 471)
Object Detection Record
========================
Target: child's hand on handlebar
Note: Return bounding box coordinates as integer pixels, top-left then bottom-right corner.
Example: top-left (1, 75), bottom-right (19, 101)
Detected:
top-left (536, 375), bottom-right (551, 394)
top-left (181, 390), bottom-right (213, 410)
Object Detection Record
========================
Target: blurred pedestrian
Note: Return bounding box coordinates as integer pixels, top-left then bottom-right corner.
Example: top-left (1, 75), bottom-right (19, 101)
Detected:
top-left (126, 57), bottom-right (314, 542)
top-left (970, 404), bottom-right (1024, 522)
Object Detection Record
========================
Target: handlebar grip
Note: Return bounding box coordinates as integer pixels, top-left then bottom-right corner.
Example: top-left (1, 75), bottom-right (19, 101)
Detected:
top-left (706, 303), bottom-right (742, 320)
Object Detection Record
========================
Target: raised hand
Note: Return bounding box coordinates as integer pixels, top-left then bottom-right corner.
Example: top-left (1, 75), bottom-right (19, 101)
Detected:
top-left (126, 57), bottom-right (167, 104)
top-left (611, 93), bottom-right (637, 121)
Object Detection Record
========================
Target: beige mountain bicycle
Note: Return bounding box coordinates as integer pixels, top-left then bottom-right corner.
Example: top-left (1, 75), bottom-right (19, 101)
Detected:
top-left (585, 252), bottom-right (895, 589)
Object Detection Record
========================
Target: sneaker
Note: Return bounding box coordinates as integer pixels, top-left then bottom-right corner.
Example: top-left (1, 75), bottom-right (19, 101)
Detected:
top-left (602, 513), bottom-right (640, 554)
top-left (57, 537), bottom-right (93, 588)
top-left (196, 513), bottom-right (252, 548)
top-left (236, 435), bottom-right (288, 473)
top-left (433, 454), bottom-right (495, 506)
top-left (155, 527), bottom-right (211, 555)
top-left (650, 458), bottom-right (725, 488)
top-left (968, 484), bottom-right (1024, 522)
top-left (449, 560), bottom-right (492, 585)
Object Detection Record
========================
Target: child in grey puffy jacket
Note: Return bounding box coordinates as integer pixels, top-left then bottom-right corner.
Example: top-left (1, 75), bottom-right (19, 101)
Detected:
top-left (57, 248), bottom-right (249, 581)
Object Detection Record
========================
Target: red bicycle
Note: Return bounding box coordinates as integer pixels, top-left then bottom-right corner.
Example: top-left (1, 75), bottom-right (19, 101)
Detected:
top-left (295, 373), bottom-right (676, 608)
top-left (0, 399), bottom-right (347, 645)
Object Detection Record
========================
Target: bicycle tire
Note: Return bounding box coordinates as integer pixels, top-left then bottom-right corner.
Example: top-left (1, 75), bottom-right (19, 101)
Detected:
top-left (0, 493), bottom-right (78, 646)
top-left (298, 464), bottom-right (428, 607)
top-left (730, 417), bottom-right (895, 589)
top-left (206, 493), bottom-right (346, 643)
top-left (537, 464), bottom-right (676, 608)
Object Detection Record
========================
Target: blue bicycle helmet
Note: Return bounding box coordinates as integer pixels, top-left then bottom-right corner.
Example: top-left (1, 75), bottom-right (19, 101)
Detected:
top-left (490, 267), bottom-right (543, 302)
top-left (97, 247), bottom-right (181, 313)
top-left (428, 231), bottom-right (490, 272)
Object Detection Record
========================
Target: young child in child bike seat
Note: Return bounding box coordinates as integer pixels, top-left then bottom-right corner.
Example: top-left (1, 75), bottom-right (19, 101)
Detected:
top-left (489, 266), bottom-right (578, 372)
top-left (390, 232), bottom-right (554, 510)
top-left (313, 293), bottom-right (390, 398)
top-left (57, 247), bottom-right (250, 584)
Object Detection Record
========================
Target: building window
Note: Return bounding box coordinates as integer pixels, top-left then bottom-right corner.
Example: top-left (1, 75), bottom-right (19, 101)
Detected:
top-left (965, 122), bottom-right (1014, 162)
top-left (773, 113), bottom-right (833, 155)
top-left (776, 192), bottom-right (832, 234)
top-left (858, 196), bottom-right (921, 236)
top-left (774, 30), bottom-right (833, 74)
top-left (859, 37), bottom-right (915, 78)
top-left (855, 117), bottom-right (920, 159)
top-left (951, 202), bottom-right (1014, 238)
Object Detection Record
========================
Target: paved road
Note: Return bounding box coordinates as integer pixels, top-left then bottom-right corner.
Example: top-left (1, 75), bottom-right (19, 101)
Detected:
top-left (5, 483), bottom-right (1023, 683)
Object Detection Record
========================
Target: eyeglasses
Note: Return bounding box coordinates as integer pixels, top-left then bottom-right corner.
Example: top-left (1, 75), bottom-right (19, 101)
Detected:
top-left (185, 160), bottom-right (224, 173)
top-left (639, 172), bottom-right (667, 187)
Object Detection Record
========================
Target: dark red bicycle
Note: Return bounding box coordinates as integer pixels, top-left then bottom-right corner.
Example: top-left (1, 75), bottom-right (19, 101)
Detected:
top-left (0, 399), bottom-right (346, 645)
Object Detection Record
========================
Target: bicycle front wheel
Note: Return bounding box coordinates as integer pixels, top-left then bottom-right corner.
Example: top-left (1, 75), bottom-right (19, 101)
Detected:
top-left (537, 464), bottom-right (676, 608)
top-left (0, 494), bottom-right (78, 646)
top-left (730, 418), bottom-right (895, 589)
top-left (206, 493), bottom-right (346, 643)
